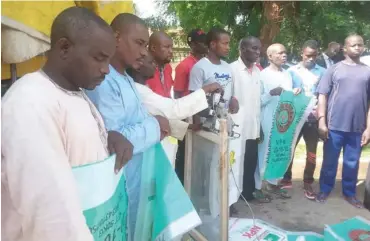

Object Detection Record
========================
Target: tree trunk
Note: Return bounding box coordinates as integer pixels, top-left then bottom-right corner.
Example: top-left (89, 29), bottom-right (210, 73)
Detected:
top-left (259, 1), bottom-right (284, 52)
top-left (259, 1), bottom-right (298, 53)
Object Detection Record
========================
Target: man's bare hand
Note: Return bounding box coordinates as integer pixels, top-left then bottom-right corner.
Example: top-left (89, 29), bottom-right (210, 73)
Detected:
top-left (189, 123), bottom-right (202, 132)
top-left (361, 128), bottom-right (370, 147)
top-left (270, 87), bottom-right (283, 96)
top-left (318, 120), bottom-right (329, 141)
top-left (107, 131), bottom-right (133, 173)
top-left (229, 97), bottom-right (239, 114)
top-left (293, 88), bottom-right (302, 95)
top-left (191, 115), bottom-right (203, 132)
top-left (155, 115), bottom-right (171, 140)
top-left (202, 82), bottom-right (223, 94)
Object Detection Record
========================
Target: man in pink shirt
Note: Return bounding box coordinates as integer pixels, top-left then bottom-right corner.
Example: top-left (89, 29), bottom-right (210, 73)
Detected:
top-left (1, 7), bottom-right (132, 241)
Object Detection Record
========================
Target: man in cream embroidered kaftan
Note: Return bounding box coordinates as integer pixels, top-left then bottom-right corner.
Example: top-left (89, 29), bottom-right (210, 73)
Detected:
top-left (255, 43), bottom-right (296, 199)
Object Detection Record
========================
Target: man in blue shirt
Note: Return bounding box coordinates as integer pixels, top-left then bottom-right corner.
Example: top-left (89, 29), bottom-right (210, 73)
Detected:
top-left (316, 34), bottom-right (370, 209)
top-left (85, 13), bottom-right (170, 238)
top-left (280, 40), bottom-right (326, 200)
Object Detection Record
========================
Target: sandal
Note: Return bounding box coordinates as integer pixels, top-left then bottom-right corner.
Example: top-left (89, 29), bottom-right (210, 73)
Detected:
top-left (303, 183), bottom-right (316, 200)
top-left (253, 189), bottom-right (272, 203)
top-left (316, 192), bottom-right (329, 203)
top-left (266, 183), bottom-right (291, 199)
top-left (280, 179), bottom-right (293, 189)
top-left (344, 196), bottom-right (364, 209)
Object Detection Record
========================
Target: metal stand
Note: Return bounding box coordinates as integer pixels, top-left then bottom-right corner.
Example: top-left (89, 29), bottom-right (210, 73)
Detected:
top-left (10, 63), bottom-right (17, 84)
top-left (184, 118), bottom-right (229, 241)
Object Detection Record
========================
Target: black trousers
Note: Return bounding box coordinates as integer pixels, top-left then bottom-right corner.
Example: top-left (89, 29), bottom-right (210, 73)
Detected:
top-left (242, 139), bottom-right (259, 200)
top-left (284, 122), bottom-right (319, 184)
top-left (175, 138), bottom-right (186, 185)
top-left (365, 188), bottom-right (370, 211)
top-left (365, 166), bottom-right (370, 211)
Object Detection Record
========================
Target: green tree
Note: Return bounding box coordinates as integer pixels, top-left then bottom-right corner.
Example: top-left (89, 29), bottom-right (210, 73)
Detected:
top-left (166, 1), bottom-right (370, 61)
top-left (143, 16), bottom-right (171, 31)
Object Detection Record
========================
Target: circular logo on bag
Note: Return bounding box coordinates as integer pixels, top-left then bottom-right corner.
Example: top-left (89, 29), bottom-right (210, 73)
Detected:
top-left (275, 102), bottom-right (295, 133)
top-left (349, 230), bottom-right (370, 241)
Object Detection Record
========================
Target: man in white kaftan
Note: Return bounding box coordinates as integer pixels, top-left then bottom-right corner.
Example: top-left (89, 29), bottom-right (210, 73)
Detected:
top-left (230, 37), bottom-right (264, 203)
top-left (2, 72), bottom-right (108, 241)
top-left (129, 54), bottom-right (222, 139)
top-left (128, 53), bottom-right (222, 165)
top-left (255, 43), bottom-right (298, 199)
top-left (1, 8), bottom-right (132, 241)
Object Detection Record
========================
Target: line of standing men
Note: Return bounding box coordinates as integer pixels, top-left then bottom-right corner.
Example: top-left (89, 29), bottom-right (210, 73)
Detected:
top-left (156, 27), bottom-right (370, 211)
top-left (2, 7), bottom-right (370, 241)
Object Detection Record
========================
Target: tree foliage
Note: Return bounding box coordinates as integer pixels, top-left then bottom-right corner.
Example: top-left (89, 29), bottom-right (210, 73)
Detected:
top-left (166, 1), bottom-right (370, 61)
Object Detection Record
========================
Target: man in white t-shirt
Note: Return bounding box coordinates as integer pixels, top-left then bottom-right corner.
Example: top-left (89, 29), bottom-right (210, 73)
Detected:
top-left (189, 27), bottom-right (239, 114)
top-left (188, 27), bottom-right (239, 215)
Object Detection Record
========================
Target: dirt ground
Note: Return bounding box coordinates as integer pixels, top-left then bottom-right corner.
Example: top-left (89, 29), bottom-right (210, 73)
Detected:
top-left (233, 151), bottom-right (370, 233)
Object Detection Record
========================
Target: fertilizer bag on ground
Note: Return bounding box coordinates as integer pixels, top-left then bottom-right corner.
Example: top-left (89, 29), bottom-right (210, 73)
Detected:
top-left (324, 216), bottom-right (370, 241)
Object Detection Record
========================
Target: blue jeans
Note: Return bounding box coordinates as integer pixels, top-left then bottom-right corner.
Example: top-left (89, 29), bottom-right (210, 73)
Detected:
top-left (319, 130), bottom-right (362, 197)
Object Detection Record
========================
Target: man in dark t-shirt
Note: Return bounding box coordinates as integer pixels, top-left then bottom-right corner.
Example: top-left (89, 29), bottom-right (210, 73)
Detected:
top-left (316, 34), bottom-right (370, 208)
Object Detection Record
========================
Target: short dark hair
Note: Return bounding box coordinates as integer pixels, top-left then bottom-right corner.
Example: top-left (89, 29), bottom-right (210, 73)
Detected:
top-left (206, 27), bottom-right (230, 47)
top-left (50, 7), bottom-right (111, 47)
top-left (110, 13), bottom-right (146, 32)
top-left (148, 31), bottom-right (171, 49)
top-left (328, 41), bottom-right (340, 49)
top-left (302, 40), bottom-right (319, 51)
top-left (238, 36), bottom-right (260, 50)
top-left (344, 34), bottom-right (363, 46)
